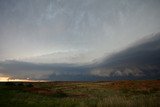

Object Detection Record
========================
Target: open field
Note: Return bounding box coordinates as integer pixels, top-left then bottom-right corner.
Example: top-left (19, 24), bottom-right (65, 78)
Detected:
top-left (0, 80), bottom-right (160, 107)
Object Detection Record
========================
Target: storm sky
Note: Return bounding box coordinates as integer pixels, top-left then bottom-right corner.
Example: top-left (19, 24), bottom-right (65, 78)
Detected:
top-left (0, 0), bottom-right (160, 63)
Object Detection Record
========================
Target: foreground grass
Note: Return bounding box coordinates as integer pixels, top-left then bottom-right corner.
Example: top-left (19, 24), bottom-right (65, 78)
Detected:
top-left (0, 80), bottom-right (159, 107)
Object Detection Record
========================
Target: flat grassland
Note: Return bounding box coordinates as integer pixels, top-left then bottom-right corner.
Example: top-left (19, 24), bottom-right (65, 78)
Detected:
top-left (0, 80), bottom-right (159, 107)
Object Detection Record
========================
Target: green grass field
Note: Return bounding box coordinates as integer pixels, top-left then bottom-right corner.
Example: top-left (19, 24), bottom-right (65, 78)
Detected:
top-left (0, 80), bottom-right (159, 107)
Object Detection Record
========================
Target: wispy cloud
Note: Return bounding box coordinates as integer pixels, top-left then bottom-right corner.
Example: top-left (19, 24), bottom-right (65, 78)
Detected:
top-left (0, 0), bottom-right (160, 62)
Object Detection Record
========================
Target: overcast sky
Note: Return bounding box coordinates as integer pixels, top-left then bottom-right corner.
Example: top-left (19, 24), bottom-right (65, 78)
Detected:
top-left (0, 0), bottom-right (160, 63)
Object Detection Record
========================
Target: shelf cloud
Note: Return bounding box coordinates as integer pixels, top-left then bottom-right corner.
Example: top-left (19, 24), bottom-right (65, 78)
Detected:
top-left (0, 0), bottom-right (160, 80)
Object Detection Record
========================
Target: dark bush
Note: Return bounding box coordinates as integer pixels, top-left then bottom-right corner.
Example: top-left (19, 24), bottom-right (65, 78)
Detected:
top-left (26, 83), bottom-right (33, 87)
top-left (5, 82), bottom-right (16, 86)
top-left (17, 82), bottom-right (24, 86)
top-left (53, 90), bottom-right (68, 98)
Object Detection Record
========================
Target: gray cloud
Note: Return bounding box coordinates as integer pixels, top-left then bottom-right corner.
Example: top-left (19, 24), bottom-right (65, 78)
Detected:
top-left (91, 33), bottom-right (160, 79)
top-left (0, 0), bottom-right (160, 62)
top-left (0, 0), bottom-right (160, 80)
top-left (0, 33), bottom-right (160, 81)
top-left (0, 60), bottom-right (92, 80)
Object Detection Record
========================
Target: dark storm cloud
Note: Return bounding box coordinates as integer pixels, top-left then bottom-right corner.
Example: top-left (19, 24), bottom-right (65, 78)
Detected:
top-left (0, 33), bottom-right (160, 80)
top-left (98, 33), bottom-right (160, 67)
top-left (90, 33), bottom-right (160, 79)
top-left (0, 0), bottom-right (160, 80)
top-left (0, 60), bottom-right (92, 79)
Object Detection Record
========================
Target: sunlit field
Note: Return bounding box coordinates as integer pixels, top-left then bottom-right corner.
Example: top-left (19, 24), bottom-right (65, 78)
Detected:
top-left (0, 80), bottom-right (159, 107)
